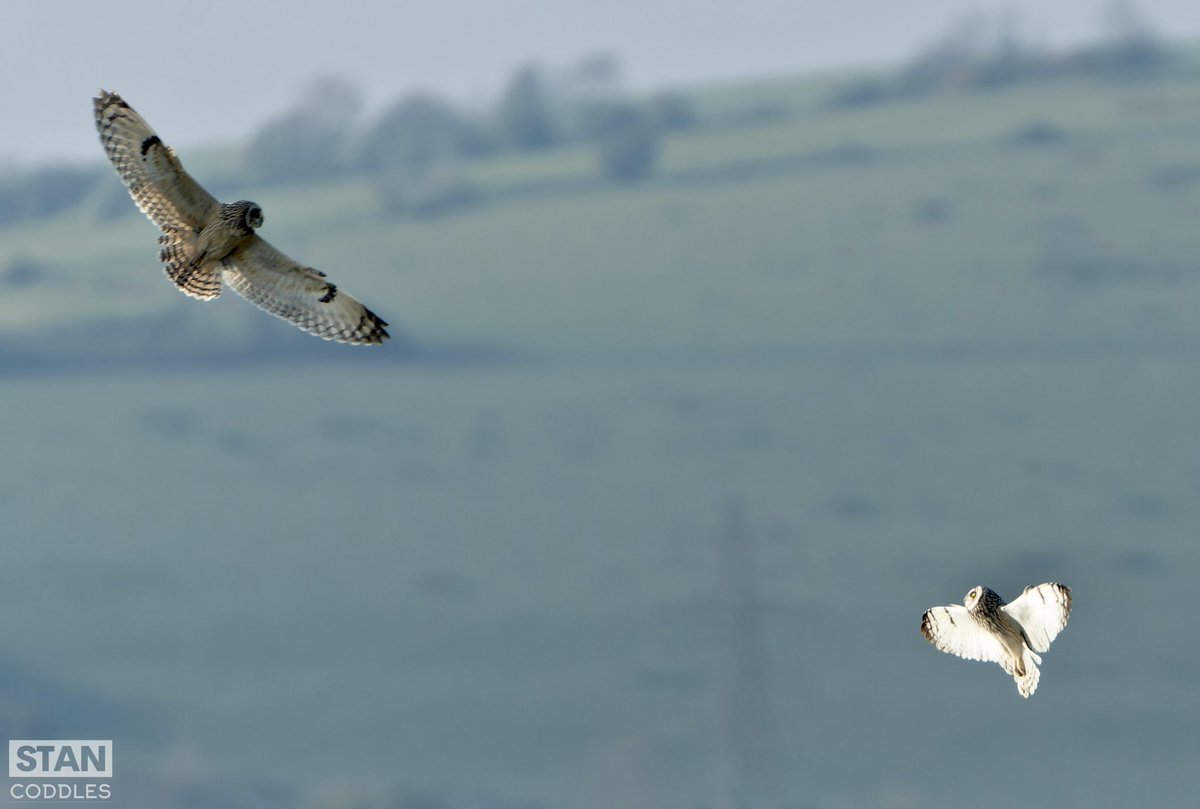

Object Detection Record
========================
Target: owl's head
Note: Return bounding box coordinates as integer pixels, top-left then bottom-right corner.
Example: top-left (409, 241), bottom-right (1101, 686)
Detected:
top-left (964, 586), bottom-right (1002, 613)
top-left (226, 199), bottom-right (262, 230)
top-left (233, 200), bottom-right (264, 230)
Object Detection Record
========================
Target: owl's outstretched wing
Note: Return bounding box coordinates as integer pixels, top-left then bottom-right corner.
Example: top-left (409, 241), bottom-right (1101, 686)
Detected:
top-left (222, 236), bottom-right (389, 345)
top-left (93, 90), bottom-right (218, 233)
top-left (1002, 583), bottom-right (1071, 653)
top-left (920, 605), bottom-right (1008, 664)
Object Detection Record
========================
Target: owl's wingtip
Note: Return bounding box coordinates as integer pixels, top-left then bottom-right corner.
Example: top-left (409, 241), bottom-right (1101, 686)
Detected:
top-left (93, 90), bottom-right (127, 109)
top-left (354, 309), bottom-right (390, 345)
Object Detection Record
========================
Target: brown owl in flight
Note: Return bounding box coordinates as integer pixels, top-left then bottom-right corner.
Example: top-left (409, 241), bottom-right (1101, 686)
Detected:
top-left (94, 91), bottom-right (388, 345)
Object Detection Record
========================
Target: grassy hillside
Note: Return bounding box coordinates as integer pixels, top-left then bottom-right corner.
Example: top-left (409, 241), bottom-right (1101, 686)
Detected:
top-left (8, 66), bottom-right (1200, 365)
top-left (2, 64), bottom-right (1200, 808)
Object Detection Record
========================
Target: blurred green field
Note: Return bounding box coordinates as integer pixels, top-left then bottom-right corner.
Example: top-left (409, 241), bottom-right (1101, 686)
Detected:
top-left (2, 66), bottom-right (1200, 808)
top-left (8, 69), bottom-right (1200, 363)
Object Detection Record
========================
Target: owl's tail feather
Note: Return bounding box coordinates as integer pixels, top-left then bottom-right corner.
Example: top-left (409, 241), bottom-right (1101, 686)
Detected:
top-left (1014, 649), bottom-right (1042, 698)
top-left (158, 231), bottom-right (222, 300)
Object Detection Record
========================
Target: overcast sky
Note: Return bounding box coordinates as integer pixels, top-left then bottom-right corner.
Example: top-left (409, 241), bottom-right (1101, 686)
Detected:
top-left (3, 0), bottom-right (1200, 168)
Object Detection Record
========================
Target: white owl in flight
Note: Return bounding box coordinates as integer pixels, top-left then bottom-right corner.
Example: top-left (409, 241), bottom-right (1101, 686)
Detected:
top-left (94, 91), bottom-right (388, 345)
top-left (920, 583), bottom-right (1071, 697)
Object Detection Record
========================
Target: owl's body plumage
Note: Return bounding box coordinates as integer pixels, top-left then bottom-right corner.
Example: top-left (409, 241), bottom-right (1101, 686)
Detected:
top-left (94, 91), bottom-right (388, 345)
top-left (921, 583), bottom-right (1071, 697)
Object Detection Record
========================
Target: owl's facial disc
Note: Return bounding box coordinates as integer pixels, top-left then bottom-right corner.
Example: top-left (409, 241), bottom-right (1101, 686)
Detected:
top-left (245, 203), bottom-right (264, 229)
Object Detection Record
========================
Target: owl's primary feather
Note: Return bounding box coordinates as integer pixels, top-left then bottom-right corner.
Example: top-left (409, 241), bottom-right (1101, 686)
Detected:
top-left (921, 583), bottom-right (1071, 698)
top-left (93, 90), bottom-right (389, 345)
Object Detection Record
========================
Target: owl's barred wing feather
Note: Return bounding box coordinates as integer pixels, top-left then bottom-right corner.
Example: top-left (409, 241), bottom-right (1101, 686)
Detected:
top-left (1002, 582), bottom-right (1071, 654)
top-left (93, 91), bottom-right (218, 233)
top-left (223, 237), bottom-right (389, 345)
top-left (920, 605), bottom-right (1008, 665)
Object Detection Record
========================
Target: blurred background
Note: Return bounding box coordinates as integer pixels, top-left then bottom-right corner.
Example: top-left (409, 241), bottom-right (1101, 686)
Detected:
top-left (2, 1), bottom-right (1200, 807)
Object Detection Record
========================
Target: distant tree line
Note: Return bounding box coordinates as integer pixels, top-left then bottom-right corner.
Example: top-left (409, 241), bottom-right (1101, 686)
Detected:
top-left (239, 54), bottom-right (698, 217)
top-left (0, 4), bottom-right (1179, 232)
top-left (826, 1), bottom-right (1173, 109)
top-left (0, 165), bottom-right (101, 227)
top-left (0, 54), bottom-right (700, 232)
